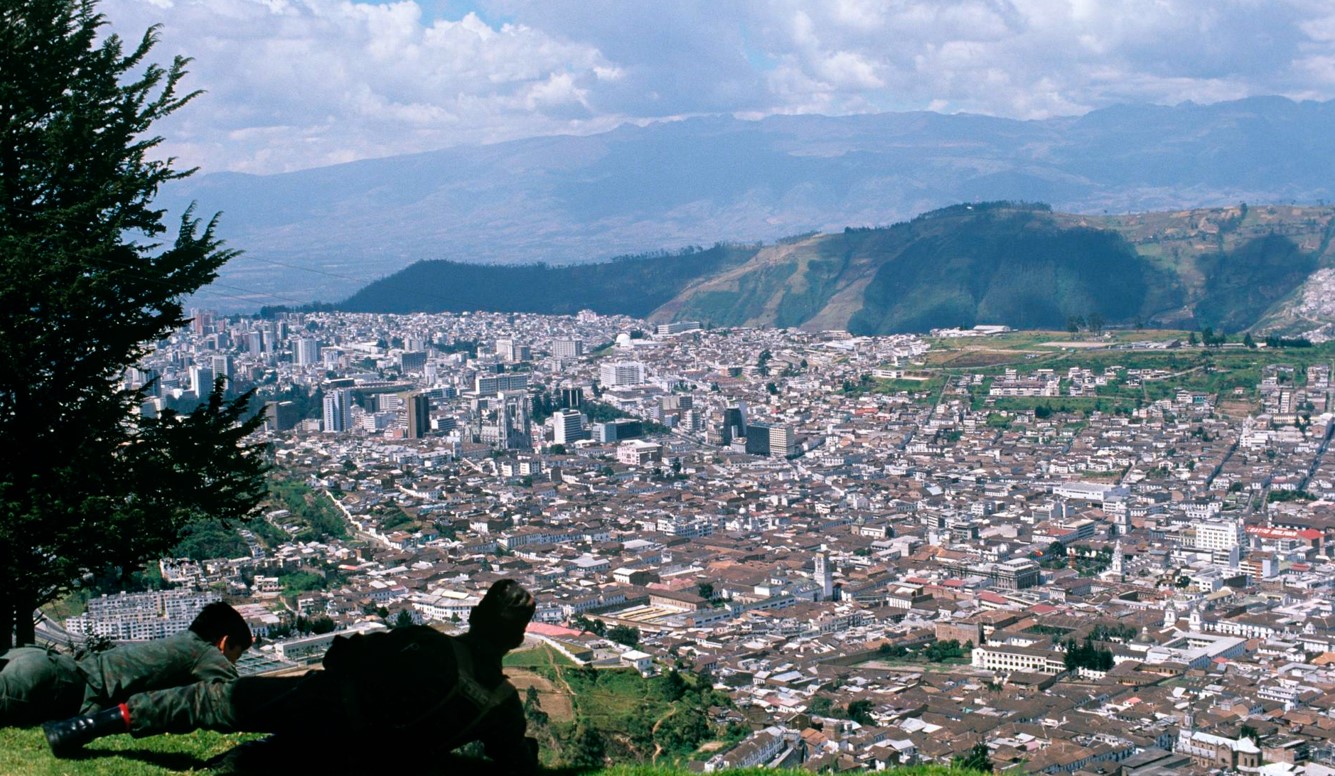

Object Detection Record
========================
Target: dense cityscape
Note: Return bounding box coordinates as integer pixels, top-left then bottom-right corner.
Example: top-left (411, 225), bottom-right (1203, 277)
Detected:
top-left (65, 309), bottom-right (1335, 774)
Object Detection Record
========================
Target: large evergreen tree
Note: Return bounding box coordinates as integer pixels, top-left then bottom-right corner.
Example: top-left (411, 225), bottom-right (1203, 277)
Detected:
top-left (0, 0), bottom-right (267, 648)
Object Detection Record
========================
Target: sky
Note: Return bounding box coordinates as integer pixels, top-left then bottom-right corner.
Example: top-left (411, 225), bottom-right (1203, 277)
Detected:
top-left (100, 0), bottom-right (1335, 175)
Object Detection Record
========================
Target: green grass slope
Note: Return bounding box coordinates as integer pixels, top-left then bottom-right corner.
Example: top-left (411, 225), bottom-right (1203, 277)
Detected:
top-left (0, 727), bottom-right (982, 776)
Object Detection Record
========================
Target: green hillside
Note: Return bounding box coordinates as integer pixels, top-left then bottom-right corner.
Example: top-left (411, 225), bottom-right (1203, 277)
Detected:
top-left (339, 243), bottom-right (757, 317)
top-left (847, 205), bottom-right (1172, 333)
top-left (1192, 233), bottom-right (1319, 331)
top-left (333, 202), bottom-right (1335, 335)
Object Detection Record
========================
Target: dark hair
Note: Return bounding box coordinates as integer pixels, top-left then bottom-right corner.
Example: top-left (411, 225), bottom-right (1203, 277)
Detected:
top-left (468, 580), bottom-right (535, 649)
top-left (189, 602), bottom-right (253, 650)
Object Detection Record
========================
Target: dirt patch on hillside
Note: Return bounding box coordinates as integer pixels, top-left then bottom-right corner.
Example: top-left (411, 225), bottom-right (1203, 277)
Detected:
top-left (1218, 400), bottom-right (1259, 418)
top-left (507, 668), bottom-right (575, 723)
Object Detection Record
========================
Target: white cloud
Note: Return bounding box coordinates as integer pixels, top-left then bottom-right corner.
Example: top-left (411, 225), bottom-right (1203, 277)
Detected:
top-left (99, 0), bottom-right (1335, 173)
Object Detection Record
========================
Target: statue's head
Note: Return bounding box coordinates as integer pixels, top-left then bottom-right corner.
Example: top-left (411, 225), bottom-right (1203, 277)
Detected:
top-left (468, 579), bottom-right (536, 651)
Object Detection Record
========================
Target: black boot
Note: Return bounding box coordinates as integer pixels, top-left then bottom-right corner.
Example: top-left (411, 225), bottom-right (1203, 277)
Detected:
top-left (43, 705), bottom-right (129, 757)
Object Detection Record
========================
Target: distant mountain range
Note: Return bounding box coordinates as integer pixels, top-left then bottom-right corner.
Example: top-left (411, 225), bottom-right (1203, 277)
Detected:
top-left (171, 96), bottom-right (1335, 311)
top-left (342, 202), bottom-right (1335, 338)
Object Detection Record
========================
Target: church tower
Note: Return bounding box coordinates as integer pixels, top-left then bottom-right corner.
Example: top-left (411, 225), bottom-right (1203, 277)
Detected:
top-left (1110, 540), bottom-right (1125, 580)
top-left (815, 550), bottom-right (834, 601)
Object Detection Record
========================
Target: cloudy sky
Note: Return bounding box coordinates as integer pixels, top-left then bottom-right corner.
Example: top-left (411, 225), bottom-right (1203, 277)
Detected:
top-left (101, 0), bottom-right (1335, 175)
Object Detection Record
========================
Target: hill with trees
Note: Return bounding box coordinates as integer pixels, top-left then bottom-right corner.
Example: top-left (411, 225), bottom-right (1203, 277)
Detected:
top-left (335, 202), bottom-right (1335, 337)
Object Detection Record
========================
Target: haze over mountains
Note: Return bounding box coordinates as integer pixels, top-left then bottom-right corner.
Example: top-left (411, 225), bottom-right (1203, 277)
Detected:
top-left (172, 96), bottom-right (1335, 311)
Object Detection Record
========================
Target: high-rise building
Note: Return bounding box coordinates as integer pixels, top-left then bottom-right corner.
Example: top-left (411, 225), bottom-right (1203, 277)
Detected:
top-left (551, 409), bottom-right (586, 445)
top-left (745, 422), bottom-right (795, 458)
top-left (551, 338), bottom-right (584, 358)
top-left (721, 404), bottom-right (747, 444)
top-left (209, 355), bottom-right (232, 385)
top-left (399, 350), bottom-right (428, 373)
top-left (559, 387), bottom-right (584, 409)
top-left (475, 373), bottom-right (529, 395)
top-left (495, 339), bottom-right (530, 363)
top-left (406, 393), bottom-right (431, 439)
top-left (295, 338), bottom-right (320, 366)
top-left (600, 361), bottom-right (645, 386)
top-left (264, 401), bottom-right (299, 432)
top-left (593, 419), bottom-right (642, 443)
top-left (322, 389), bottom-right (353, 433)
top-left (188, 365), bottom-right (213, 398)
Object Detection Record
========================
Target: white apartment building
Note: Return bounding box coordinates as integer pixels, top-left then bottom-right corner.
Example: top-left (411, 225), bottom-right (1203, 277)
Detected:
top-left (971, 644), bottom-right (1066, 674)
top-left (1194, 520), bottom-right (1244, 552)
top-left (550, 408), bottom-right (586, 444)
top-left (600, 360), bottom-right (645, 386)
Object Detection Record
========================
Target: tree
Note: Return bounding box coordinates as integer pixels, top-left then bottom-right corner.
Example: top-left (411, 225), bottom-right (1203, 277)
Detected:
top-left (0, 0), bottom-right (268, 647)
top-left (659, 669), bottom-right (688, 702)
top-left (606, 624), bottom-right (641, 648)
top-left (391, 609), bottom-right (416, 629)
top-left (952, 742), bottom-right (992, 772)
top-left (846, 699), bottom-right (874, 725)
top-left (566, 724), bottom-right (605, 769)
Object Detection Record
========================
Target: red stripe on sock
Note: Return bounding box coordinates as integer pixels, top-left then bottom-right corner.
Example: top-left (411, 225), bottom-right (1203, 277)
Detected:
top-left (118, 703), bottom-right (131, 730)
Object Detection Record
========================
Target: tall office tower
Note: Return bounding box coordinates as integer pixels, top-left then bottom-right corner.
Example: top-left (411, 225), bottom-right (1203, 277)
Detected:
top-left (188, 365), bottom-right (214, 398)
top-left (721, 404), bottom-right (747, 444)
top-left (245, 331), bottom-right (263, 355)
top-left (399, 350), bottom-right (428, 373)
top-left (599, 361), bottom-right (645, 386)
top-left (264, 401), bottom-right (299, 432)
top-left (260, 324), bottom-right (278, 353)
top-left (559, 386), bottom-right (584, 409)
top-left (210, 355), bottom-right (232, 385)
top-left (551, 338), bottom-right (584, 358)
top-left (189, 309), bottom-right (214, 335)
top-left (767, 424), bottom-right (796, 458)
top-left (295, 338), bottom-right (320, 366)
top-left (495, 338), bottom-right (519, 362)
top-left (322, 389), bottom-right (353, 433)
top-left (551, 409), bottom-right (586, 445)
top-left (406, 393), bottom-right (431, 439)
top-left (744, 423), bottom-right (772, 456)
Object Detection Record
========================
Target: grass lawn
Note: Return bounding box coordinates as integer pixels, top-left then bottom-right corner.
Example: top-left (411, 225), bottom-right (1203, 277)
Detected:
top-left (1, 726), bottom-right (985, 775)
top-left (0, 726), bottom-right (261, 775)
top-left (505, 643), bottom-right (578, 669)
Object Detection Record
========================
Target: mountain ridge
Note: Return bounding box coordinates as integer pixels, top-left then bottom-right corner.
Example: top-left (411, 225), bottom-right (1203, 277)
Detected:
top-left (336, 202), bottom-right (1335, 338)
top-left (167, 96), bottom-right (1335, 311)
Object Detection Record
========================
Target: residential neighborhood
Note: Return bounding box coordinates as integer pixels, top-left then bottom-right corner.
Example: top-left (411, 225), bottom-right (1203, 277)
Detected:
top-left (77, 309), bottom-right (1335, 774)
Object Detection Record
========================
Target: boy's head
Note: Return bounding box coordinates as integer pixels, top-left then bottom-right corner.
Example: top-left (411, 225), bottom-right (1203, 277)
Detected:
top-left (189, 602), bottom-right (254, 664)
top-left (468, 579), bottom-right (536, 651)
